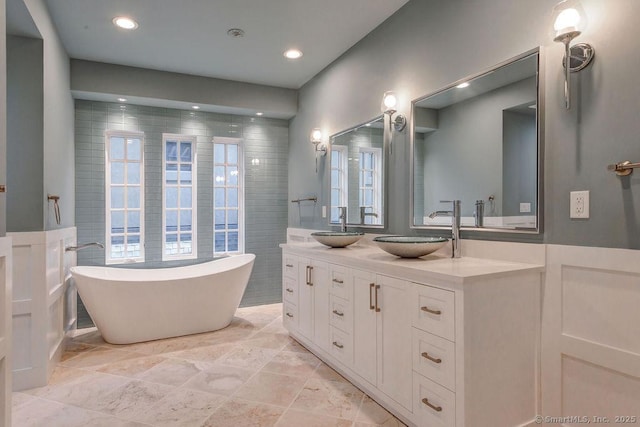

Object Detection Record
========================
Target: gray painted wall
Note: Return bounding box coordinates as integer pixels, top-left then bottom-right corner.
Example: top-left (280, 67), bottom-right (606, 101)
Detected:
top-left (71, 60), bottom-right (298, 120)
top-left (75, 100), bottom-right (288, 310)
top-left (21, 0), bottom-right (75, 231)
top-left (289, 0), bottom-right (640, 250)
top-left (0, 0), bottom-right (6, 236)
top-left (7, 35), bottom-right (44, 231)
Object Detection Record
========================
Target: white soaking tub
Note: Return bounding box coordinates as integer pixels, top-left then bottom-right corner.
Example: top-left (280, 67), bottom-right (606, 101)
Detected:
top-left (70, 254), bottom-right (255, 344)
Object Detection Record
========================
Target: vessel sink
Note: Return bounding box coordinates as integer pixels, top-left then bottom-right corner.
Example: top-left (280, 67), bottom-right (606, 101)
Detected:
top-left (311, 231), bottom-right (365, 248)
top-left (373, 236), bottom-right (449, 258)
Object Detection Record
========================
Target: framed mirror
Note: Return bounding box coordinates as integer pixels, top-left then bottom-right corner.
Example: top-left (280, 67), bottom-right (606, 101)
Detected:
top-left (411, 48), bottom-right (542, 233)
top-left (330, 116), bottom-right (385, 228)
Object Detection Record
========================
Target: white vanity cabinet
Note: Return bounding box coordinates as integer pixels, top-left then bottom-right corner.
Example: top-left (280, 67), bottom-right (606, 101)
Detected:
top-left (281, 244), bottom-right (543, 427)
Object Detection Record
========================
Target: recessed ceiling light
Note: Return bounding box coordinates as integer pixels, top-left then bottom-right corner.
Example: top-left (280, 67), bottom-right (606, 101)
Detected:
top-left (112, 16), bottom-right (138, 30)
top-left (284, 49), bottom-right (303, 59)
top-left (227, 28), bottom-right (245, 38)
top-left (256, 112), bottom-right (263, 116)
top-left (117, 97), bottom-right (127, 102)
top-left (191, 106), bottom-right (200, 110)
top-left (456, 82), bottom-right (470, 89)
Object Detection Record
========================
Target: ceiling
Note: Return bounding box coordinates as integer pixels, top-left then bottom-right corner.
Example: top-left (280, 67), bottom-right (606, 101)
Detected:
top-left (43, 0), bottom-right (409, 89)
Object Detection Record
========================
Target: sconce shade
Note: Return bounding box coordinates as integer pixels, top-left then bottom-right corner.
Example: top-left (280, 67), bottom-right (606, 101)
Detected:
top-left (381, 91), bottom-right (398, 114)
top-left (310, 128), bottom-right (322, 144)
top-left (552, 0), bottom-right (586, 42)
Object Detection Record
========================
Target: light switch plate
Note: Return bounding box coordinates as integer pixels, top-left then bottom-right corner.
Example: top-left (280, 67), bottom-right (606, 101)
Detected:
top-left (570, 191), bottom-right (589, 219)
top-left (322, 206), bottom-right (327, 218)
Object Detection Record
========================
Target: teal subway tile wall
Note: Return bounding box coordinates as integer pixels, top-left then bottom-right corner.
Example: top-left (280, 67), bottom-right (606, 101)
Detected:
top-left (75, 100), bottom-right (288, 326)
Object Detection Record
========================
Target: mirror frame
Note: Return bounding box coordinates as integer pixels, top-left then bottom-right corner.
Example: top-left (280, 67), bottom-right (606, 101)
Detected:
top-left (329, 115), bottom-right (386, 229)
top-left (409, 47), bottom-right (545, 235)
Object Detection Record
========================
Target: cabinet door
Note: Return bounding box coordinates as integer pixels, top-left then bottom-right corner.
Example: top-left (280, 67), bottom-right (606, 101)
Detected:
top-left (352, 268), bottom-right (377, 385)
top-left (311, 260), bottom-right (330, 351)
top-left (377, 275), bottom-right (412, 411)
top-left (297, 258), bottom-right (314, 340)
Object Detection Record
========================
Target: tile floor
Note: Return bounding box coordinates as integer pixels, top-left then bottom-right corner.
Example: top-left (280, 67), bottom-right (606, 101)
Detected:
top-left (12, 303), bottom-right (406, 427)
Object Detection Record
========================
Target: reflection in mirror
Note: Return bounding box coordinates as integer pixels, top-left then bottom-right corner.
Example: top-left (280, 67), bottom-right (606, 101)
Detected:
top-left (330, 117), bottom-right (385, 227)
top-left (412, 50), bottom-right (540, 232)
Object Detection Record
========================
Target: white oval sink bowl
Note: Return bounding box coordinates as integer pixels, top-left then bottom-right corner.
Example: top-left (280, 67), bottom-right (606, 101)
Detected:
top-left (373, 236), bottom-right (449, 258)
top-left (311, 231), bottom-right (364, 248)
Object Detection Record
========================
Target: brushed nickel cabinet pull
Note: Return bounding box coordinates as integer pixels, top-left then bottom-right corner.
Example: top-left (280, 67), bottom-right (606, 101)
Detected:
top-left (286, 313), bottom-right (294, 318)
top-left (421, 352), bottom-right (442, 364)
top-left (286, 288), bottom-right (294, 293)
top-left (421, 306), bottom-right (442, 315)
top-left (422, 398), bottom-right (442, 412)
top-left (306, 265), bottom-right (314, 286)
top-left (375, 284), bottom-right (381, 312)
top-left (332, 278), bottom-right (344, 284)
top-left (332, 341), bottom-right (344, 349)
top-left (0, 185), bottom-right (5, 193)
top-left (286, 263), bottom-right (294, 268)
top-left (369, 283), bottom-right (375, 310)
top-left (332, 309), bottom-right (344, 317)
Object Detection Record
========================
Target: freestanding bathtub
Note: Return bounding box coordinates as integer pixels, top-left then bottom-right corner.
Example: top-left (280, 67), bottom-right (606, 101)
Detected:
top-left (70, 254), bottom-right (255, 344)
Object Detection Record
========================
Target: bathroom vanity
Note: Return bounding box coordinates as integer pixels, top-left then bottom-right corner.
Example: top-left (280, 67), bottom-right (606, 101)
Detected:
top-left (281, 241), bottom-right (543, 427)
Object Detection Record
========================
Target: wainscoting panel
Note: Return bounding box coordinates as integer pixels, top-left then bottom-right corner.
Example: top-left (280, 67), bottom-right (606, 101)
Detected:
top-left (0, 236), bottom-right (13, 426)
top-left (543, 244), bottom-right (640, 422)
top-left (8, 227), bottom-right (76, 391)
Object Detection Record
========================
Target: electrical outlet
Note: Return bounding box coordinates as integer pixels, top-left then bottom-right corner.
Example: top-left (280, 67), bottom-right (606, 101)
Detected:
top-left (322, 206), bottom-right (327, 218)
top-left (520, 203), bottom-right (531, 213)
top-left (570, 190), bottom-right (589, 219)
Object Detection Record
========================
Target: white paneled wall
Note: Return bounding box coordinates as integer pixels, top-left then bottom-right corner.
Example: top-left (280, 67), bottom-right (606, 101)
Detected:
top-left (542, 244), bottom-right (640, 421)
top-left (9, 227), bottom-right (76, 391)
top-left (0, 237), bottom-right (12, 426)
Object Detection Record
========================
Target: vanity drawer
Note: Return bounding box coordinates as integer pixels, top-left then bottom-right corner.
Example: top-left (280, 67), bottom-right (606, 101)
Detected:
top-left (329, 264), bottom-right (352, 301)
top-left (329, 326), bottom-right (353, 367)
top-left (412, 328), bottom-right (455, 391)
top-left (283, 254), bottom-right (298, 279)
top-left (283, 276), bottom-right (297, 304)
top-left (329, 295), bottom-right (352, 334)
top-left (411, 283), bottom-right (455, 341)
top-left (283, 302), bottom-right (298, 331)
top-left (413, 373), bottom-right (456, 427)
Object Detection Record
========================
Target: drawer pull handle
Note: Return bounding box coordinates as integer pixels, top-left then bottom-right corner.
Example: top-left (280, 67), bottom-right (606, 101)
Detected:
top-left (369, 283), bottom-right (375, 310)
top-left (332, 309), bottom-right (344, 317)
top-left (421, 352), bottom-right (442, 364)
top-left (286, 264), bottom-right (294, 268)
top-left (286, 288), bottom-right (294, 293)
top-left (422, 398), bottom-right (442, 412)
top-left (306, 265), bottom-right (314, 286)
top-left (332, 341), bottom-right (344, 349)
top-left (332, 278), bottom-right (344, 284)
top-left (286, 313), bottom-right (294, 318)
top-left (421, 306), bottom-right (442, 315)
top-left (375, 284), bottom-right (381, 312)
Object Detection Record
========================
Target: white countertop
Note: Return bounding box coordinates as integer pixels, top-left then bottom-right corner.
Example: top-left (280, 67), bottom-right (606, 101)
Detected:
top-left (280, 242), bottom-right (544, 285)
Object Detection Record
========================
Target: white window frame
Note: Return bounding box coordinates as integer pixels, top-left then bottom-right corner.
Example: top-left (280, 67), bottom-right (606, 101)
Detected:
top-left (162, 133), bottom-right (198, 261)
top-left (105, 130), bottom-right (145, 264)
top-left (358, 147), bottom-right (382, 225)
top-left (213, 137), bottom-right (244, 255)
top-left (330, 145), bottom-right (348, 224)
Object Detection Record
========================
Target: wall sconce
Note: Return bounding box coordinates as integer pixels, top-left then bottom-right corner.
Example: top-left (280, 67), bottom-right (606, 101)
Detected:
top-left (380, 91), bottom-right (407, 131)
top-left (310, 127), bottom-right (326, 173)
top-left (552, 0), bottom-right (595, 109)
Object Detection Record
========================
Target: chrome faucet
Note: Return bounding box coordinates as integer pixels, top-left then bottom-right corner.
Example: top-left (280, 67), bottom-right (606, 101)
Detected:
top-left (359, 206), bottom-right (378, 225)
top-left (338, 206), bottom-right (347, 232)
top-left (428, 200), bottom-right (461, 258)
top-left (65, 242), bottom-right (105, 252)
top-left (475, 199), bottom-right (485, 227)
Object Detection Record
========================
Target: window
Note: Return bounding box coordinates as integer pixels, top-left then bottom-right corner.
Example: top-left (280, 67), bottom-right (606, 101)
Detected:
top-left (330, 145), bottom-right (348, 223)
top-left (105, 131), bottom-right (144, 264)
top-left (163, 134), bottom-right (197, 260)
top-left (359, 147), bottom-right (382, 225)
top-left (213, 137), bottom-right (243, 255)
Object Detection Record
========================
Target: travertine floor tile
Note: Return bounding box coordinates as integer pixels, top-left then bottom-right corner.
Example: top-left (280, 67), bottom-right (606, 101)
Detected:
top-left (183, 364), bottom-right (254, 396)
top-left (311, 362), bottom-right (350, 383)
top-left (136, 357), bottom-right (213, 386)
top-left (165, 342), bottom-right (235, 363)
top-left (202, 398), bottom-right (285, 427)
top-left (94, 379), bottom-right (173, 419)
top-left (61, 346), bottom-right (143, 368)
top-left (355, 395), bottom-right (407, 426)
top-left (96, 354), bottom-right (167, 377)
top-left (291, 377), bottom-right (364, 420)
top-left (233, 371), bottom-right (307, 407)
top-left (36, 371), bottom-right (130, 410)
top-left (276, 408), bottom-right (352, 427)
top-left (134, 388), bottom-right (227, 426)
top-left (217, 345), bottom-right (278, 370)
top-left (262, 350), bottom-right (320, 378)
